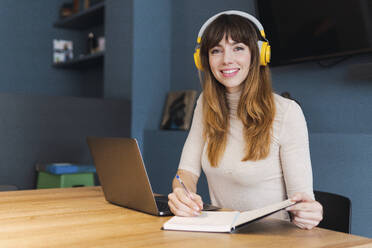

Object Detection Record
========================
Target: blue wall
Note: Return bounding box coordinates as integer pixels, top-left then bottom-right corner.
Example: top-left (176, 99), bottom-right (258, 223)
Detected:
top-left (104, 0), bottom-right (133, 100)
top-left (104, 0), bottom-right (172, 149)
top-left (131, 0), bottom-right (172, 149)
top-left (0, 0), bottom-right (102, 97)
top-left (271, 55), bottom-right (372, 134)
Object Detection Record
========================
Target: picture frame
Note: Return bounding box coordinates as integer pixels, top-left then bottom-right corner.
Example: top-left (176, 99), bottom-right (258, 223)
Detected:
top-left (160, 90), bottom-right (198, 131)
top-left (53, 39), bottom-right (73, 63)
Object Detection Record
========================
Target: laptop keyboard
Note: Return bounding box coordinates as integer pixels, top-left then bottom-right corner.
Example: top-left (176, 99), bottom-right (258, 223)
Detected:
top-left (155, 195), bottom-right (170, 212)
top-left (154, 195), bottom-right (221, 213)
top-left (156, 200), bottom-right (170, 212)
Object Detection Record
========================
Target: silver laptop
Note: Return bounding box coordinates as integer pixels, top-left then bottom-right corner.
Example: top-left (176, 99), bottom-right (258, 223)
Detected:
top-left (87, 136), bottom-right (172, 216)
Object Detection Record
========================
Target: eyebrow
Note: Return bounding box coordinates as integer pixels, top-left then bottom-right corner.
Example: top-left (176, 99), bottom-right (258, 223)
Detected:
top-left (214, 40), bottom-right (240, 47)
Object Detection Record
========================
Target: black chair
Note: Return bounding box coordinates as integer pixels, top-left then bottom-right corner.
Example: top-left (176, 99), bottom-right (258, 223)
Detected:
top-left (314, 190), bottom-right (351, 233)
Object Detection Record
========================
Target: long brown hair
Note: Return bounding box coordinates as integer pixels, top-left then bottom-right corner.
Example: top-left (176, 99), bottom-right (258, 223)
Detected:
top-left (199, 14), bottom-right (275, 167)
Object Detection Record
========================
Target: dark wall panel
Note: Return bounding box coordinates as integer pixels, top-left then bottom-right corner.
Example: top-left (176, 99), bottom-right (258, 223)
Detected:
top-left (0, 93), bottom-right (131, 189)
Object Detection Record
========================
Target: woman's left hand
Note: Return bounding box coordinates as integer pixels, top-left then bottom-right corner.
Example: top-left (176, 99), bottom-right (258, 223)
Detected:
top-left (286, 192), bottom-right (323, 230)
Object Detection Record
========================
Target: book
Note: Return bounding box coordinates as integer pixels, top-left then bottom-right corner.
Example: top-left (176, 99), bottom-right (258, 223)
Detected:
top-left (162, 199), bottom-right (295, 233)
top-left (36, 163), bottom-right (96, 175)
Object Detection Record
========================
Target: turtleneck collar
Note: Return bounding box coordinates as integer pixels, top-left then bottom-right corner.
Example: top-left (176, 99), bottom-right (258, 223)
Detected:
top-left (225, 90), bottom-right (242, 116)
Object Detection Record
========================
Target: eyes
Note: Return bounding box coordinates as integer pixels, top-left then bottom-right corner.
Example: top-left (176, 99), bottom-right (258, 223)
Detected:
top-left (209, 44), bottom-right (246, 55)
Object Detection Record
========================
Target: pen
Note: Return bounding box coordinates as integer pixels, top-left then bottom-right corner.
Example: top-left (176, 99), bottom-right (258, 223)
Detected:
top-left (176, 174), bottom-right (203, 214)
top-left (176, 174), bottom-right (192, 198)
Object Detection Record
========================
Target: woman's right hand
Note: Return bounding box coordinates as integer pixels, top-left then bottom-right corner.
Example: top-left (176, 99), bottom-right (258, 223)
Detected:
top-left (168, 187), bottom-right (203, 216)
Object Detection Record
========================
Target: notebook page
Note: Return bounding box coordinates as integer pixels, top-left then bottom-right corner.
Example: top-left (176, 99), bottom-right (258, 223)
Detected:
top-left (163, 211), bottom-right (240, 232)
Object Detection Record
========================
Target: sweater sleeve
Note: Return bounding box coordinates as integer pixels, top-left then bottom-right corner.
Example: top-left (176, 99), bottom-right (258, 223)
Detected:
top-left (178, 94), bottom-right (205, 178)
top-left (279, 101), bottom-right (314, 199)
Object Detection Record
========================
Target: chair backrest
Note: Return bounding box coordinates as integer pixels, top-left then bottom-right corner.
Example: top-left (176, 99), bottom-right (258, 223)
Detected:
top-left (314, 190), bottom-right (351, 233)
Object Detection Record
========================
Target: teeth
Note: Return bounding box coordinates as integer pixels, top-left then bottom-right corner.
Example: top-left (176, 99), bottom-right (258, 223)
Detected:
top-left (222, 69), bottom-right (238, 74)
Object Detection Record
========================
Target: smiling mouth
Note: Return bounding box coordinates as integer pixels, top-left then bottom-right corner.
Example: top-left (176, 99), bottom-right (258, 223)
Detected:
top-left (221, 68), bottom-right (239, 77)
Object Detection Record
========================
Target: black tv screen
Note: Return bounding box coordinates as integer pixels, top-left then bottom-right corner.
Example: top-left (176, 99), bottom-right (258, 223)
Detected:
top-left (257, 0), bottom-right (372, 66)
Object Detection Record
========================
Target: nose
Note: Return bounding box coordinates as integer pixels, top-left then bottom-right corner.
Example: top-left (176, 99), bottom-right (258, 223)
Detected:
top-left (222, 49), bottom-right (233, 65)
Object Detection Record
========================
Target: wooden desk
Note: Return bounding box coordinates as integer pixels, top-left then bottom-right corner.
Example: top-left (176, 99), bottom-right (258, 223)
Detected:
top-left (0, 187), bottom-right (371, 248)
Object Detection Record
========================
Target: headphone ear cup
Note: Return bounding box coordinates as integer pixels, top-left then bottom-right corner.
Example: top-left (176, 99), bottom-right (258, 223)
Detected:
top-left (257, 41), bottom-right (271, 66)
top-left (264, 43), bottom-right (271, 65)
top-left (194, 47), bottom-right (203, 70)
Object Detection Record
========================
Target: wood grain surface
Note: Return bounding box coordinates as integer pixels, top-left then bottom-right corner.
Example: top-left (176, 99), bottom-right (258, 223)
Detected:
top-left (0, 187), bottom-right (371, 248)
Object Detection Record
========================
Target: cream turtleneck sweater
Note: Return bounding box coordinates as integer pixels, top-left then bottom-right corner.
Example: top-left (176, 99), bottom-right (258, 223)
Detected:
top-left (178, 91), bottom-right (314, 219)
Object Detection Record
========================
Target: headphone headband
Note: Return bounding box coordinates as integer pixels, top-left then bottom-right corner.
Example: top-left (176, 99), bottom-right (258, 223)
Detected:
top-left (197, 10), bottom-right (266, 42)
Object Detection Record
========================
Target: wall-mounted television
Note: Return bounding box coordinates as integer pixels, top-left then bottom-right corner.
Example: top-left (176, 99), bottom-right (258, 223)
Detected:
top-left (256, 0), bottom-right (372, 66)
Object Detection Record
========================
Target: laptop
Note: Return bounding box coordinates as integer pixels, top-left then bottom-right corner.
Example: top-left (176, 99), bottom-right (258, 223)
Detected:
top-left (87, 136), bottom-right (172, 216)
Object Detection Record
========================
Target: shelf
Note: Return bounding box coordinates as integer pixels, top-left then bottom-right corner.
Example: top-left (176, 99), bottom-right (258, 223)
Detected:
top-left (53, 2), bottom-right (104, 30)
top-left (52, 52), bottom-right (104, 69)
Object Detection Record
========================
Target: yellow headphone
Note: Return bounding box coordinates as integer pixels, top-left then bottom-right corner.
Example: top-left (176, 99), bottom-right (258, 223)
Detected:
top-left (193, 10), bottom-right (271, 70)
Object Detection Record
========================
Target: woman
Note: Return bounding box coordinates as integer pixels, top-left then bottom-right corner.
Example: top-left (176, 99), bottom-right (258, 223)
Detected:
top-left (168, 10), bottom-right (323, 230)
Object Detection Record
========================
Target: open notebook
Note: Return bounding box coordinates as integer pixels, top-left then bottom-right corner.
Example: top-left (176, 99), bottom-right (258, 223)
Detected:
top-left (162, 199), bottom-right (295, 233)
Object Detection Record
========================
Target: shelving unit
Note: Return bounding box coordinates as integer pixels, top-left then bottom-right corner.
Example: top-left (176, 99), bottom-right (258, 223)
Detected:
top-left (53, 2), bottom-right (105, 69)
top-left (52, 1), bottom-right (105, 97)
top-left (53, 2), bottom-right (104, 30)
top-left (52, 51), bottom-right (104, 69)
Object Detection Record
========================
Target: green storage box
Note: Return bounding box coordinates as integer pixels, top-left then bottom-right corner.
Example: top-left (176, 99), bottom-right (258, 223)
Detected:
top-left (37, 171), bottom-right (94, 189)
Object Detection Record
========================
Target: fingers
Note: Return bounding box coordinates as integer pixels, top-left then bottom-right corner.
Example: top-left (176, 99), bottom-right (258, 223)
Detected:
top-left (168, 188), bottom-right (203, 217)
top-left (190, 193), bottom-right (204, 210)
top-left (289, 209), bottom-right (323, 221)
top-left (287, 196), bottom-right (323, 230)
top-left (174, 188), bottom-right (202, 211)
top-left (293, 221), bottom-right (307, 229)
top-left (292, 217), bottom-right (320, 230)
top-left (286, 201), bottom-right (323, 213)
top-left (168, 192), bottom-right (199, 216)
top-left (168, 200), bottom-right (194, 217)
